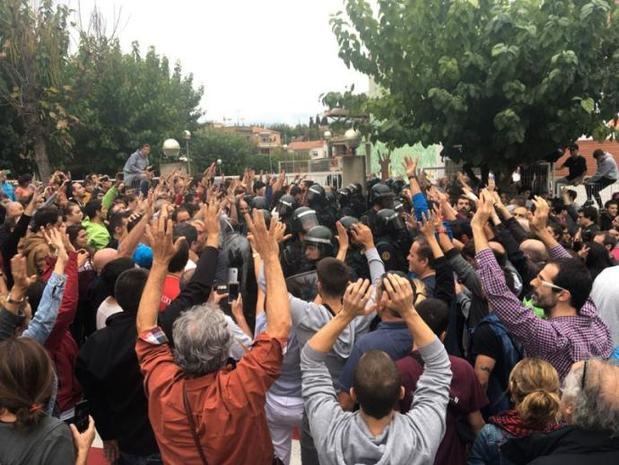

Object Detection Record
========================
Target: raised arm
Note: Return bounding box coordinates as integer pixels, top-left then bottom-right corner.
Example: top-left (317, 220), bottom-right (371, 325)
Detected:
top-left (383, 274), bottom-right (451, 457)
top-left (245, 210), bottom-right (290, 339)
top-left (136, 206), bottom-right (184, 334)
top-left (302, 280), bottom-right (373, 447)
top-left (22, 228), bottom-right (68, 343)
top-left (351, 223), bottom-right (385, 285)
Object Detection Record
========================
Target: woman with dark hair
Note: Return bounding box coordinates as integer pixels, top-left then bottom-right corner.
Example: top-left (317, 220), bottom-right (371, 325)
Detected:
top-left (583, 241), bottom-right (614, 281)
top-left (0, 338), bottom-right (95, 465)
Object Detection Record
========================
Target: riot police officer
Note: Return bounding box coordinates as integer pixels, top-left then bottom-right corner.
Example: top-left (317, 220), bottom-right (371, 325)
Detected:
top-left (373, 208), bottom-right (411, 273)
top-left (281, 206), bottom-right (319, 278)
top-left (305, 183), bottom-right (336, 230)
top-left (338, 216), bottom-right (371, 280)
top-left (286, 225), bottom-right (335, 301)
top-left (347, 183), bottom-right (366, 217)
top-left (361, 183), bottom-right (395, 230)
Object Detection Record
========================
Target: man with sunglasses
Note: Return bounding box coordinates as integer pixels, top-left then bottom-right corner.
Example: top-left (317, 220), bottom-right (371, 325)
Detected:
top-left (472, 192), bottom-right (612, 379)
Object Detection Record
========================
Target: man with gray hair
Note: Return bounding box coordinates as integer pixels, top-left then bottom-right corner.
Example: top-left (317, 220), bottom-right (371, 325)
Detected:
top-left (501, 359), bottom-right (619, 464)
top-left (136, 205), bottom-right (291, 465)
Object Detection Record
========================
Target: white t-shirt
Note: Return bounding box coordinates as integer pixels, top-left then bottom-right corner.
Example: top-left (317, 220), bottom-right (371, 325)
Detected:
top-left (96, 296), bottom-right (123, 330)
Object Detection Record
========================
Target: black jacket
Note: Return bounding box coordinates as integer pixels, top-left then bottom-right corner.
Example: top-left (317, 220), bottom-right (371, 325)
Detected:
top-left (76, 246), bottom-right (219, 455)
top-left (502, 426), bottom-right (619, 465)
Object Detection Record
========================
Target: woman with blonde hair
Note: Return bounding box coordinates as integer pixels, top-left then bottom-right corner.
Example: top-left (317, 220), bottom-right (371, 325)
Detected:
top-left (468, 358), bottom-right (563, 465)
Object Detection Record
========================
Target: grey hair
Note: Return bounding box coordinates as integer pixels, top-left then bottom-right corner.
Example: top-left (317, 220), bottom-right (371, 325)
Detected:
top-left (561, 359), bottom-right (619, 435)
top-left (172, 303), bottom-right (231, 377)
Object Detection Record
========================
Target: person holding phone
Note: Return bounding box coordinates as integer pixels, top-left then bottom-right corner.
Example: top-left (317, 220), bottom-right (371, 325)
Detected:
top-left (0, 338), bottom-right (96, 465)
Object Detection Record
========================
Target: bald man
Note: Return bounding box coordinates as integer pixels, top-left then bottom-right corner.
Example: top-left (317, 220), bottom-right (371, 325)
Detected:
top-left (93, 248), bottom-right (118, 275)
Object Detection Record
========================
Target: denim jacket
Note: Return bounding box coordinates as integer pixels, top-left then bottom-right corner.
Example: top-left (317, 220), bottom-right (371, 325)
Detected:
top-left (468, 424), bottom-right (515, 465)
top-left (0, 272), bottom-right (67, 344)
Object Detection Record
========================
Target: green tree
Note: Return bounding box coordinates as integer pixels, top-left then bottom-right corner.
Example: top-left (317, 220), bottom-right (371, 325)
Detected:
top-left (65, 32), bottom-right (204, 176)
top-left (0, 0), bottom-right (74, 179)
top-left (190, 128), bottom-right (261, 175)
top-left (331, 0), bottom-right (619, 172)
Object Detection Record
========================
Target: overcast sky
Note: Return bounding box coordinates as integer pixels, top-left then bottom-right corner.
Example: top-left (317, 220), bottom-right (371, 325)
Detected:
top-left (63, 0), bottom-right (368, 125)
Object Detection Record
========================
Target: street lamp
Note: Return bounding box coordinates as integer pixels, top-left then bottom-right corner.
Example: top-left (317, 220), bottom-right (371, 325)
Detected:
top-left (183, 130), bottom-right (192, 175)
top-left (283, 144), bottom-right (291, 172)
top-left (162, 138), bottom-right (181, 158)
top-left (324, 130), bottom-right (332, 158)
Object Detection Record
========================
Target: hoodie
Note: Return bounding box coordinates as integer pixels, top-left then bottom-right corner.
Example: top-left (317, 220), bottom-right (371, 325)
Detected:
top-left (301, 337), bottom-right (452, 465)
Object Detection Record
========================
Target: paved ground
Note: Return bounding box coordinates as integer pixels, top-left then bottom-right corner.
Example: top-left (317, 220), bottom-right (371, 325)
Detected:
top-left (89, 433), bottom-right (302, 464)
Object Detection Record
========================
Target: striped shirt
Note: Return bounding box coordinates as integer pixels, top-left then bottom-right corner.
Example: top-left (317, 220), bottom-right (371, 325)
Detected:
top-left (476, 245), bottom-right (612, 379)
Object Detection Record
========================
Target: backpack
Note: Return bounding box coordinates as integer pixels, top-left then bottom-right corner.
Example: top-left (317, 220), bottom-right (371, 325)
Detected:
top-left (469, 313), bottom-right (523, 416)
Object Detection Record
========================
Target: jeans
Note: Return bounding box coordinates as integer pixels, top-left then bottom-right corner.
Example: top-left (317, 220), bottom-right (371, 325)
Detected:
top-left (585, 176), bottom-right (616, 207)
top-left (118, 452), bottom-right (163, 465)
top-left (300, 411), bottom-right (319, 465)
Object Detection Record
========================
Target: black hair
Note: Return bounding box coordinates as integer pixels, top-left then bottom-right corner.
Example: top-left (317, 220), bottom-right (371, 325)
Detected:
top-left (551, 257), bottom-right (593, 311)
top-left (413, 237), bottom-right (435, 268)
top-left (32, 207), bottom-right (59, 231)
top-left (173, 222), bottom-right (198, 245)
top-left (17, 174), bottom-right (32, 187)
top-left (66, 224), bottom-right (85, 246)
top-left (352, 350), bottom-right (402, 419)
top-left (168, 239), bottom-right (189, 273)
top-left (101, 258), bottom-right (135, 297)
top-left (316, 257), bottom-right (352, 298)
top-left (62, 202), bottom-right (82, 221)
top-left (108, 212), bottom-right (128, 235)
top-left (115, 268), bottom-right (148, 314)
top-left (585, 241), bottom-right (613, 281)
top-left (171, 206), bottom-right (190, 223)
top-left (580, 206), bottom-right (599, 223)
top-left (415, 298), bottom-right (449, 336)
top-left (84, 200), bottom-right (102, 220)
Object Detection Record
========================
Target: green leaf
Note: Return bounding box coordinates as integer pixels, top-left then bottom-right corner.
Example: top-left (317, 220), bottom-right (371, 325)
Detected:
top-left (580, 98), bottom-right (595, 114)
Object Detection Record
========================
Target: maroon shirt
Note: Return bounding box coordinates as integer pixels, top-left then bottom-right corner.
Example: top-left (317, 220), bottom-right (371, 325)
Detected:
top-left (397, 352), bottom-right (487, 465)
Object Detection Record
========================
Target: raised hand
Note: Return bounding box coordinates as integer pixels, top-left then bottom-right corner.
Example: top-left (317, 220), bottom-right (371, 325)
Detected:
top-left (382, 274), bottom-right (415, 317)
top-left (530, 196), bottom-right (550, 234)
top-left (350, 223), bottom-right (375, 250)
top-left (43, 227), bottom-right (68, 263)
top-left (272, 220), bottom-right (292, 244)
top-left (403, 156), bottom-right (418, 178)
top-left (203, 197), bottom-right (221, 245)
top-left (244, 209), bottom-right (279, 260)
top-left (145, 205), bottom-right (185, 266)
top-left (335, 221), bottom-right (350, 251)
top-left (10, 254), bottom-right (37, 289)
top-left (342, 279), bottom-right (373, 318)
top-left (471, 190), bottom-right (494, 229)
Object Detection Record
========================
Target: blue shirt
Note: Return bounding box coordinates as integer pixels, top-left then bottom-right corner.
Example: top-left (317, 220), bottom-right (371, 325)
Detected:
top-left (339, 320), bottom-right (413, 391)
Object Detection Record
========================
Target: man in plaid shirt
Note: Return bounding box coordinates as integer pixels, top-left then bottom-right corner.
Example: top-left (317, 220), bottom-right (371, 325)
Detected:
top-left (471, 193), bottom-right (612, 379)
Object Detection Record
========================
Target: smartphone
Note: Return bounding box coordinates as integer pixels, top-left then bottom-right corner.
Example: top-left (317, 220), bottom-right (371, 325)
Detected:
top-left (216, 284), bottom-right (228, 295)
top-left (227, 268), bottom-right (238, 284)
top-left (228, 282), bottom-right (240, 303)
top-left (72, 400), bottom-right (89, 433)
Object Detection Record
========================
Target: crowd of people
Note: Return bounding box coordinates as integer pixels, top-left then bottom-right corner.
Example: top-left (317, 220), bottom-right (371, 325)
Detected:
top-left (0, 144), bottom-right (618, 465)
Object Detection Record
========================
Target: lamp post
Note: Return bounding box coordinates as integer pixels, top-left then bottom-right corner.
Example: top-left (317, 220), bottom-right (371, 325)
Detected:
top-left (324, 130), bottom-right (332, 158)
top-left (183, 130), bottom-right (192, 175)
top-left (162, 138), bottom-right (181, 158)
top-left (283, 144), bottom-right (290, 172)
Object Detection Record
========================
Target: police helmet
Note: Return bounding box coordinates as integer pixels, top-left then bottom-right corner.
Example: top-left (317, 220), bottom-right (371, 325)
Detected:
top-left (375, 208), bottom-right (405, 237)
top-left (370, 183), bottom-right (395, 208)
top-left (277, 195), bottom-right (297, 220)
top-left (303, 225), bottom-right (334, 258)
top-left (251, 196), bottom-right (269, 211)
top-left (291, 207), bottom-right (319, 234)
top-left (306, 184), bottom-right (326, 208)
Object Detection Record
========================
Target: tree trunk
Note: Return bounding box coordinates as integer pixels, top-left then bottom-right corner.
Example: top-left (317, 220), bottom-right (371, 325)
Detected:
top-left (33, 131), bottom-right (52, 181)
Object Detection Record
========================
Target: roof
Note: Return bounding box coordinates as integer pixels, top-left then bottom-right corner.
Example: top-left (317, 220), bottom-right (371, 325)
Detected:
top-left (287, 140), bottom-right (325, 151)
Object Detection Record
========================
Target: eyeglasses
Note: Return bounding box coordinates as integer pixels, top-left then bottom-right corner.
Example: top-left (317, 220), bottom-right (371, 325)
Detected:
top-left (538, 277), bottom-right (567, 293)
